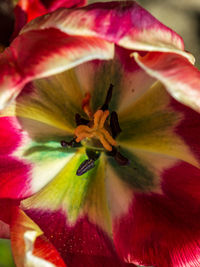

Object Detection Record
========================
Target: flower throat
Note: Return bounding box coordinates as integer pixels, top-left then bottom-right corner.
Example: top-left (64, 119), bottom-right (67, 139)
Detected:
top-left (61, 84), bottom-right (129, 176)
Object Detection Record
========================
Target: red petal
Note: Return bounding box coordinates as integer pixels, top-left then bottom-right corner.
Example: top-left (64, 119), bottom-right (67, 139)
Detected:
top-left (11, 207), bottom-right (66, 267)
top-left (23, 209), bottom-right (135, 267)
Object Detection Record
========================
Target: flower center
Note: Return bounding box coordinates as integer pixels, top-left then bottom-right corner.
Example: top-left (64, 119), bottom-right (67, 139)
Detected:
top-left (61, 84), bottom-right (129, 176)
top-left (74, 109), bottom-right (116, 151)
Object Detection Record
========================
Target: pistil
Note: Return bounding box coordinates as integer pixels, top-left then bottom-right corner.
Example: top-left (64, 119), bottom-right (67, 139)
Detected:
top-left (74, 109), bottom-right (116, 151)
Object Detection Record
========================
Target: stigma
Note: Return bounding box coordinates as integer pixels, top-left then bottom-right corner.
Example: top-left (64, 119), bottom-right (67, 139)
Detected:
top-left (74, 109), bottom-right (116, 151)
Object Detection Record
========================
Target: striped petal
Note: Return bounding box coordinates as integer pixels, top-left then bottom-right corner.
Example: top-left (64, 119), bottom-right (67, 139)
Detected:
top-left (134, 51), bottom-right (200, 113)
top-left (0, 28), bottom-right (113, 109)
top-left (21, 1), bottom-right (189, 60)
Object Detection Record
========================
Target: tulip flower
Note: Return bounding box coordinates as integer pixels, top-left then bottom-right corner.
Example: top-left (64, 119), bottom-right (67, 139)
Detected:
top-left (0, 1), bottom-right (200, 266)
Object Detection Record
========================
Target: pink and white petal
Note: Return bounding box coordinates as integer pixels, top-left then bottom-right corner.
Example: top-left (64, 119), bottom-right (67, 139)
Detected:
top-left (21, 1), bottom-right (192, 61)
top-left (0, 28), bottom-right (113, 109)
top-left (134, 51), bottom-right (200, 113)
top-left (11, 207), bottom-right (66, 267)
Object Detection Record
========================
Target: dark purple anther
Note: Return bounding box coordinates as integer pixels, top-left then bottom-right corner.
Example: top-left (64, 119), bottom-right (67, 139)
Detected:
top-left (76, 159), bottom-right (95, 176)
top-left (110, 111), bottom-right (122, 138)
top-left (75, 113), bottom-right (90, 126)
top-left (60, 138), bottom-right (76, 147)
top-left (101, 83), bottom-right (113, 111)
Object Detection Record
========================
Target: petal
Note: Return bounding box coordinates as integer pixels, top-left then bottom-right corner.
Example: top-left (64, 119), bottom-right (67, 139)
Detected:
top-left (112, 165), bottom-right (200, 266)
top-left (21, 1), bottom-right (192, 61)
top-left (21, 151), bottom-right (135, 266)
top-left (47, 0), bottom-right (86, 11)
top-left (13, 0), bottom-right (86, 39)
top-left (0, 67), bottom-right (89, 199)
top-left (17, 0), bottom-right (47, 22)
top-left (134, 51), bottom-right (200, 113)
top-left (74, 47), bottom-right (155, 114)
top-left (0, 28), bottom-right (113, 109)
top-left (10, 207), bottom-right (66, 267)
top-left (118, 82), bottom-right (199, 168)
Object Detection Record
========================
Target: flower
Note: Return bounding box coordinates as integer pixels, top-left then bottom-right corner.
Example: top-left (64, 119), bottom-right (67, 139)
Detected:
top-left (0, 1), bottom-right (200, 266)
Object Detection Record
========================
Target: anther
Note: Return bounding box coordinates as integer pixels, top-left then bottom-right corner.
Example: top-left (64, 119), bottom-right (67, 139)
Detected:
top-left (76, 159), bottom-right (95, 176)
top-left (107, 147), bottom-right (129, 166)
top-left (75, 113), bottom-right (90, 126)
top-left (101, 83), bottom-right (113, 111)
top-left (110, 111), bottom-right (122, 138)
top-left (60, 138), bottom-right (76, 147)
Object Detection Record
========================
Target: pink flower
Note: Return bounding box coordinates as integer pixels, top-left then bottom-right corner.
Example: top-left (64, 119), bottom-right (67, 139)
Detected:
top-left (0, 1), bottom-right (200, 266)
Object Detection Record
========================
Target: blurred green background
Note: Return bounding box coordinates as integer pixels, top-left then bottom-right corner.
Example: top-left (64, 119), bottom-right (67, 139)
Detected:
top-left (0, 239), bottom-right (15, 267)
top-left (0, 0), bottom-right (199, 266)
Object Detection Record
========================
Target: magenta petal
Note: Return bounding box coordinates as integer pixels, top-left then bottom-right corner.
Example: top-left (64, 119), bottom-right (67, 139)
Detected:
top-left (48, 0), bottom-right (86, 11)
top-left (0, 156), bottom-right (32, 199)
top-left (23, 209), bottom-right (135, 267)
top-left (0, 117), bottom-right (22, 155)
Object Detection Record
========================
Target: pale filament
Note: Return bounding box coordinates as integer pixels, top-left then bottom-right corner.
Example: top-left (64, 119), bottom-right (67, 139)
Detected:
top-left (74, 110), bottom-right (116, 151)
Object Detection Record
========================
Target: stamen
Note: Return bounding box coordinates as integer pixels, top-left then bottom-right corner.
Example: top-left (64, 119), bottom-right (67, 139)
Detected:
top-left (76, 159), bottom-right (95, 176)
top-left (74, 110), bottom-right (116, 151)
top-left (82, 92), bottom-right (92, 118)
top-left (110, 111), bottom-right (122, 138)
top-left (93, 110), bottom-right (103, 128)
top-left (107, 147), bottom-right (129, 166)
top-left (99, 110), bottom-right (109, 129)
top-left (60, 138), bottom-right (76, 147)
top-left (101, 83), bottom-right (113, 111)
top-left (75, 113), bottom-right (89, 126)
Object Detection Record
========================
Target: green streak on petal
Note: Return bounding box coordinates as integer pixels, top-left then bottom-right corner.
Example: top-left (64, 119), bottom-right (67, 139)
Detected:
top-left (107, 147), bottom-right (156, 191)
top-left (22, 149), bottom-right (101, 224)
top-left (91, 61), bottom-right (122, 112)
top-left (23, 139), bottom-right (75, 161)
